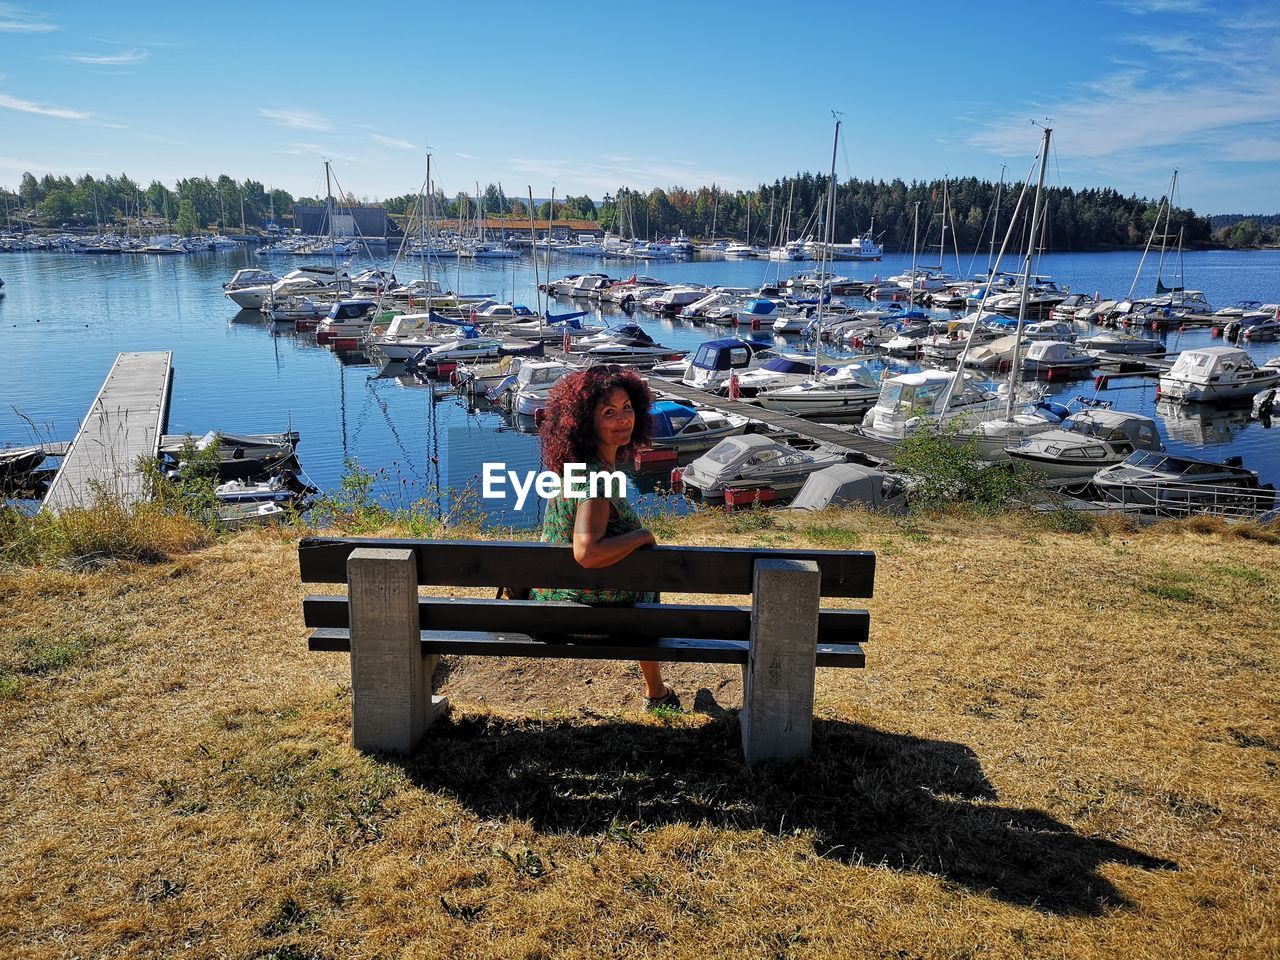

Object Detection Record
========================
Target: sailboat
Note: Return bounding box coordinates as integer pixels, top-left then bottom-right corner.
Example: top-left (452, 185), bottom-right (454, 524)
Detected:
top-left (757, 117), bottom-right (882, 419)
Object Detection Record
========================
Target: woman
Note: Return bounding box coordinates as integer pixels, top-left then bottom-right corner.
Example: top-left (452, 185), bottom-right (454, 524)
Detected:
top-left (531, 365), bottom-right (680, 710)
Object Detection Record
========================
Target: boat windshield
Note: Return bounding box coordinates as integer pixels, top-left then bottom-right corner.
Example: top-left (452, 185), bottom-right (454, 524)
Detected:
top-left (705, 442), bottom-right (747, 466)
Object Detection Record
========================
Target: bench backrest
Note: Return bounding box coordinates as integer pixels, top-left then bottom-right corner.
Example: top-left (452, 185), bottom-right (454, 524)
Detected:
top-left (298, 537), bottom-right (876, 598)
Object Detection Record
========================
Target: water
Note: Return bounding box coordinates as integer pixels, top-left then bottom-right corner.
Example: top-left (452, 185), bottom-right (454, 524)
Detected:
top-left (1, 246), bottom-right (1278, 523)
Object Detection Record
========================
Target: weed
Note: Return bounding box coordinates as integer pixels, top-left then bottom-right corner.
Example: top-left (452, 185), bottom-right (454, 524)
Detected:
top-left (261, 897), bottom-right (314, 937)
top-left (0, 673), bottom-right (19, 699)
top-left (1043, 503), bottom-right (1095, 534)
top-left (440, 896), bottom-right (485, 922)
top-left (1142, 583), bottom-right (1200, 603)
top-left (15, 634), bottom-right (91, 675)
top-left (724, 505), bottom-right (776, 533)
top-left (799, 523), bottom-right (862, 548)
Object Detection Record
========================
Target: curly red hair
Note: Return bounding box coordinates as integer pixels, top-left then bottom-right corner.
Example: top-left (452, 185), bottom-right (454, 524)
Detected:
top-left (540, 366), bottom-right (652, 472)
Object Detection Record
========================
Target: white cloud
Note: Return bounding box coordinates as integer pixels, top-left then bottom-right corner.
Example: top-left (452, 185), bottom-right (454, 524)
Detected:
top-left (0, 3), bottom-right (56, 31)
top-left (505, 154), bottom-right (749, 194)
top-left (371, 133), bottom-right (416, 151)
top-left (0, 92), bottom-right (90, 121)
top-left (257, 108), bottom-right (333, 132)
top-left (66, 47), bottom-right (149, 66)
top-left (455, 152), bottom-right (476, 160)
top-left (1114, 0), bottom-right (1206, 13)
top-left (274, 142), bottom-right (360, 163)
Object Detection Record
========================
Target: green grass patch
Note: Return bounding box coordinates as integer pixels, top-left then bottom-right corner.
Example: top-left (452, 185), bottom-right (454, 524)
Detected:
top-left (1214, 565), bottom-right (1264, 584)
top-left (13, 633), bottom-right (92, 675)
top-left (1141, 582), bottom-right (1201, 603)
top-left (0, 673), bottom-right (20, 699)
top-left (799, 524), bottom-right (862, 548)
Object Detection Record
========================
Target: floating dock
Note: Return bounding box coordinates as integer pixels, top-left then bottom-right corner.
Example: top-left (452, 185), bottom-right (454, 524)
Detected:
top-left (43, 352), bottom-right (174, 514)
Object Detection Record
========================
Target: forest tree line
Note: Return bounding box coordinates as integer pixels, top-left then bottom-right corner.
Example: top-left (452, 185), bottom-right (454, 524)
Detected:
top-left (4, 169), bottom-right (1262, 251)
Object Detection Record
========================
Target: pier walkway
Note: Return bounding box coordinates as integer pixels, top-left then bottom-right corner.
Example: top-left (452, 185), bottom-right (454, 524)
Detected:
top-left (43, 352), bottom-right (174, 514)
top-left (651, 378), bottom-right (898, 464)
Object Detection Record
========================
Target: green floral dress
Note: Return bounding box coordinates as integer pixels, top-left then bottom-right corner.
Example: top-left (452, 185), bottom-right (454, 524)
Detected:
top-left (531, 463), bottom-right (657, 606)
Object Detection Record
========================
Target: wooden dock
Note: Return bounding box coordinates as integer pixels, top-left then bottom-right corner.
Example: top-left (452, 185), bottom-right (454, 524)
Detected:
top-left (649, 377), bottom-right (898, 465)
top-left (43, 352), bottom-right (174, 514)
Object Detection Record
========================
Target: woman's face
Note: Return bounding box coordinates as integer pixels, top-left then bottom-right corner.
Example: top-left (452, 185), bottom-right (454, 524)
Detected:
top-left (593, 386), bottom-right (635, 450)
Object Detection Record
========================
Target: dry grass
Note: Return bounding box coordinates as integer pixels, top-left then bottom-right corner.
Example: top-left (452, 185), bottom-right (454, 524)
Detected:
top-left (1, 510), bottom-right (1278, 959)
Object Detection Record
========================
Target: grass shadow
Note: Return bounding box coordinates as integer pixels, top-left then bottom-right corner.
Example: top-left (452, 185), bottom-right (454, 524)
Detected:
top-left (394, 713), bottom-right (1176, 916)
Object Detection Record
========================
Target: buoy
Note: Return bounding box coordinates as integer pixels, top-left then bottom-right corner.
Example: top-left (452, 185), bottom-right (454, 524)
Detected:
top-left (533, 408), bottom-right (546, 426)
top-left (1094, 374), bottom-right (1109, 390)
top-left (669, 467), bottom-right (684, 494)
top-left (1211, 326), bottom-right (1222, 338)
top-left (751, 317), bottom-right (760, 330)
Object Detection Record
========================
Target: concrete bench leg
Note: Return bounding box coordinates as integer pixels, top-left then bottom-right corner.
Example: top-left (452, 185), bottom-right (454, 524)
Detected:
top-left (347, 547), bottom-right (446, 753)
top-left (741, 558), bottom-right (821, 764)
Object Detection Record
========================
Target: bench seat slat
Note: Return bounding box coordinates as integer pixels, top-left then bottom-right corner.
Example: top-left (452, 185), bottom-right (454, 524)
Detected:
top-left (303, 596), bottom-right (870, 645)
top-left (307, 628), bottom-right (865, 668)
top-left (298, 538), bottom-right (875, 598)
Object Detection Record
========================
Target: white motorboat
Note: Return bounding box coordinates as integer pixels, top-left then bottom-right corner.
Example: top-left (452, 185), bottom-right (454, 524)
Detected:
top-left (681, 435), bottom-right (846, 501)
top-left (681, 338), bottom-right (777, 393)
top-left (859, 369), bottom-right (1006, 442)
top-left (365, 313), bottom-right (445, 361)
top-left (575, 323), bottom-right (679, 364)
top-left (1158, 346), bottom-right (1280, 403)
top-left (1004, 409), bottom-right (1163, 483)
top-left (314, 299), bottom-right (380, 342)
top-left (640, 285), bottom-right (708, 314)
top-left (648, 401), bottom-right (750, 452)
top-left (1077, 330), bottom-right (1166, 356)
top-left (1020, 340), bottom-right (1095, 374)
top-left (733, 355), bottom-right (835, 396)
top-left (490, 359), bottom-right (579, 416)
top-left (1093, 451), bottom-right (1275, 515)
top-left (222, 268), bottom-right (279, 299)
top-left (754, 364), bottom-right (882, 418)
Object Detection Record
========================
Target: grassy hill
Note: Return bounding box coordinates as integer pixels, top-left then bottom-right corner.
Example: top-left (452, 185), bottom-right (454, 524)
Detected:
top-left (1, 509), bottom-right (1278, 958)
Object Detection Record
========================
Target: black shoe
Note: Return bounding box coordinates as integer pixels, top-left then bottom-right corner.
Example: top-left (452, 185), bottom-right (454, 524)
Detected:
top-left (644, 685), bottom-right (681, 712)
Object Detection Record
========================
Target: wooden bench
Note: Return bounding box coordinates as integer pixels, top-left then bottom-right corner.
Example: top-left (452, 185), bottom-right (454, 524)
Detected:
top-left (299, 537), bottom-right (876, 763)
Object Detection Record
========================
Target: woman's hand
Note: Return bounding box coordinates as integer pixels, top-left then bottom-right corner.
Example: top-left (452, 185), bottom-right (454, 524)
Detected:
top-left (572, 499), bottom-right (656, 569)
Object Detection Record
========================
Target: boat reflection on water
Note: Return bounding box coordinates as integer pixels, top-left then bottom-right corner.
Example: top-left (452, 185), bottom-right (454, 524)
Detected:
top-left (1155, 399), bottom-right (1251, 446)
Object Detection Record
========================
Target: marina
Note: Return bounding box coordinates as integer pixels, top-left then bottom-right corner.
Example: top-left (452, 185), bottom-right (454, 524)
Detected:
top-left (2, 242), bottom-right (1279, 523)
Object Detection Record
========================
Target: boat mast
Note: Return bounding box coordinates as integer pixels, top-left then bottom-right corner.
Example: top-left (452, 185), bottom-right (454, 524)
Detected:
top-left (529, 186), bottom-right (542, 336)
top-left (910, 201), bottom-right (919, 300)
top-left (1154, 170), bottom-right (1177, 292)
top-left (988, 164), bottom-right (1006, 275)
top-left (814, 115), bottom-right (841, 379)
top-left (425, 154), bottom-right (433, 300)
top-left (1125, 169), bottom-right (1176, 302)
top-left (325, 160), bottom-right (337, 279)
top-left (546, 186), bottom-right (555, 293)
top-left (1005, 125), bottom-right (1053, 419)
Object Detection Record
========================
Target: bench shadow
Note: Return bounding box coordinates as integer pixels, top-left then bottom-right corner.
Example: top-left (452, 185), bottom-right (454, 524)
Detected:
top-left (394, 698), bottom-right (1176, 916)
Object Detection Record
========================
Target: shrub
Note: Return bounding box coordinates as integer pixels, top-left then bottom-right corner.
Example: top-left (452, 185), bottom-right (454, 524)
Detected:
top-left (893, 426), bottom-right (1032, 514)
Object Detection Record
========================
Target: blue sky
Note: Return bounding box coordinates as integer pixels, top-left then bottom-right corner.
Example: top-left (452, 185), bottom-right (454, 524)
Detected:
top-left (1, 0), bottom-right (1277, 214)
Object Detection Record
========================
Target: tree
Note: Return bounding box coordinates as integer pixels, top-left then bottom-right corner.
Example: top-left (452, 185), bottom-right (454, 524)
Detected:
top-left (175, 199), bottom-right (199, 236)
top-left (1229, 218), bottom-right (1261, 247)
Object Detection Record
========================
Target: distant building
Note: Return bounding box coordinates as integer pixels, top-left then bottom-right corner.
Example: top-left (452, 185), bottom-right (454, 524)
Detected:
top-left (426, 217), bottom-right (602, 240)
top-left (292, 204), bottom-right (388, 238)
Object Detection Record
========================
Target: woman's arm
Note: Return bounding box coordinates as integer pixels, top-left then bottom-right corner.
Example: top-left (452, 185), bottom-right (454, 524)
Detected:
top-left (572, 497), bottom-right (656, 569)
